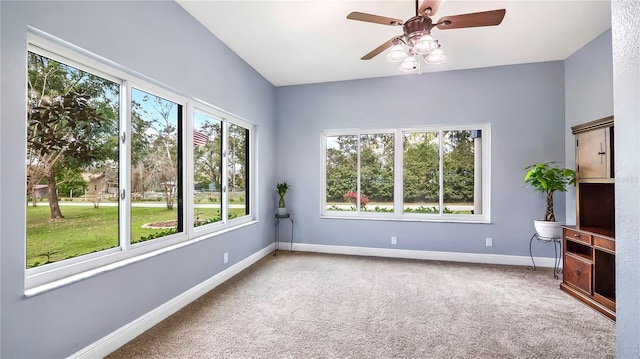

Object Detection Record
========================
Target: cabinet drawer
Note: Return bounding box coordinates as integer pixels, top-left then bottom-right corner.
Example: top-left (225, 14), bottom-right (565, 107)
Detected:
top-left (565, 229), bottom-right (591, 245)
top-left (594, 236), bottom-right (615, 252)
top-left (565, 254), bottom-right (593, 294)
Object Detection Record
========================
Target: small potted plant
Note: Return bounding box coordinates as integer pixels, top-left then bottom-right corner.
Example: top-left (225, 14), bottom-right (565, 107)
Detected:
top-left (276, 182), bottom-right (289, 216)
top-left (523, 162), bottom-right (576, 238)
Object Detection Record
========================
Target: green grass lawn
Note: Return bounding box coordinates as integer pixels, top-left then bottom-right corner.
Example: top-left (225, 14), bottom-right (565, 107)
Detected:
top-left (26, 205), bottom-right (245, 268)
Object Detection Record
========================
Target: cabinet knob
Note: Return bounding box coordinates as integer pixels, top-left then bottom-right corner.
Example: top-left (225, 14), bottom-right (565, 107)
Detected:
top-left (574, 268), bottom-right (581, 275)
top-left (574, 234), bottom-right (580, 237)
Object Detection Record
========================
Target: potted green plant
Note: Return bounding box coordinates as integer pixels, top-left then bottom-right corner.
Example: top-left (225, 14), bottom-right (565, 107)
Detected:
top-left (276, 182), bottom-right (289, 216)
top-left (523, 162), bottom-right (576, 238)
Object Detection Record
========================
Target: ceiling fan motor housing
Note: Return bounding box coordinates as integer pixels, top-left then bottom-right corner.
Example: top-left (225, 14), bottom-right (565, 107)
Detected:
top-left (403, 16), bottom-right (435, 43)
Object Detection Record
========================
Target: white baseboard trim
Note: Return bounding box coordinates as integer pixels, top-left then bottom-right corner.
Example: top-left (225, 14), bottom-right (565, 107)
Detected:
top-left (279, 242), bottom-right (562, 269)
top-left (69, 244), bottom-right (274, 359)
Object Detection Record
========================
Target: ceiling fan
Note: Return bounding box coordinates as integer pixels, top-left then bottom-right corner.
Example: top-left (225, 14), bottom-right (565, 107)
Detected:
top-left (347, 0), bottom-right (506, 72)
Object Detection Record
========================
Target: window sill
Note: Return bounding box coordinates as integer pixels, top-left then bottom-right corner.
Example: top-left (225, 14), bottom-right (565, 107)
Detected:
top-left (320, 214), bottom-right (490, 224)
top-left (24, 219), bottom-right (258, 297)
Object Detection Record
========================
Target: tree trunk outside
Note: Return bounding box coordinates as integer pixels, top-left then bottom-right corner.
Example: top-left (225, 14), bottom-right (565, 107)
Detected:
top-left (545, 191), bottom-right (555, 222)
top-left (92, 194), bottom-right (101, 209)
top-left (47, 167), bottom-right (64, 219)
top-left (31, 188), bottom-right (38, 207)
top-left (165, 185), bottom-right (174, 210)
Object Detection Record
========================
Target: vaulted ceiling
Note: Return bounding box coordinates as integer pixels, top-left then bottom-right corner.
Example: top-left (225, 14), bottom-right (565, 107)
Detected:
top-left (177, 1), bottom-right (611, 87)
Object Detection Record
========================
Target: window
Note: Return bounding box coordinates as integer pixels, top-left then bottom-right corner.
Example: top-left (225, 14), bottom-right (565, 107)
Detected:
top-left (325, 133), bottom-right (394, 213)
top-left (192, 110), bottom-right (252, 229)
top-left (27, 51), bottom-right (121, 267)
top-left (322, 125), bottom-right (490, 222)
top-left (326, 134), bottom-right (358, 211)
top-left (227, 123), bottom-right (250, 218)
top-left (193, 111), bottom-right (223, 226)
top-left (130, 88), bottom-right (184, 244)
top-left (25, 31), bottom-right (255, 290)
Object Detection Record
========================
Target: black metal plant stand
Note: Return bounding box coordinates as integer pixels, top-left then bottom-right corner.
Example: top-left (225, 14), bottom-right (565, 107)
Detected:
top-left (274, 213), bottom-right (293, 255)
top-left (528, 233), bottom-right (562, 279)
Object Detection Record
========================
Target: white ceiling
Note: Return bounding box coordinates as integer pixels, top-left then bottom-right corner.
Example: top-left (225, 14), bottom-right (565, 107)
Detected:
top-left (176, 1), bottom-right (611, 87)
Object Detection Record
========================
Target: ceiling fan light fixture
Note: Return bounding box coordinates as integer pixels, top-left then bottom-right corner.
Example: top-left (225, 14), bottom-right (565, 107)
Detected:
top-left (399, 55), bottom-right (419, 72)
top-left (386, 44), bottom-right (408, 62)
top-left (425, 48), bottom-right (447, 64)
top-left (413, 34), bottom-right (438, 54)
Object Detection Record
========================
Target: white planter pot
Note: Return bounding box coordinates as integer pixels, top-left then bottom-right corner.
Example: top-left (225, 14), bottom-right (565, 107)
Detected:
top-left (534, 220), bottom-right (562, 239)
top-left (277, 207), bottom-right (287, 216)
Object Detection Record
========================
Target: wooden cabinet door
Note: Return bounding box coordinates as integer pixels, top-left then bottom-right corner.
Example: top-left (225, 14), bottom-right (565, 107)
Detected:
top-left (565, 254), bottom-right (593, 295)
top-left (576, 128), bottom-right (610, 179)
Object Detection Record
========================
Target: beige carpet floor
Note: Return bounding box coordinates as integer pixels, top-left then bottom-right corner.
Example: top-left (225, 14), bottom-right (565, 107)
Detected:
top-left (107, 251), bottom-right (615, 358)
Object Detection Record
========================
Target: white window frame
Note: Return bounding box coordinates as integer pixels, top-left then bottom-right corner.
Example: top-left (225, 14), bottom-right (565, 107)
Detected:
top-left (321, 129), bottom-right (398, 220)
top-left (24, 28), bottom-right (256, 292)
top-left (189, 103), bottom-right (255, 237)
top-left (321, 124), bottom-right (491, 223)
top-left (126, 82), bottom-right (189, 248)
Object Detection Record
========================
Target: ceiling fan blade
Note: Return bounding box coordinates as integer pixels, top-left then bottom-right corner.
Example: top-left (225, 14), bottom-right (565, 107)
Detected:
top-left (347, 12), bottom-right (403, 26)
top-left (418, 0), bottom-right (445, 16)
top-left (361, 37), bottom-right (399, 60)
top-left (436, 9), bottom-right (506, 30)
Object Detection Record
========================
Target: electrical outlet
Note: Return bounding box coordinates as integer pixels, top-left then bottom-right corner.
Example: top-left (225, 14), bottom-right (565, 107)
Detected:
top-left (224, 252), bottom-right (228, 264)
top-left (486, 237), bottom-right (493, 247)
top-left (391, 236), bottom-right (397, 245)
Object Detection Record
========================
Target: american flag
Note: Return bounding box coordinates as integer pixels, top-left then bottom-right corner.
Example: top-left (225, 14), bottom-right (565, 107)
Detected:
top-left (193, 130), bottom-right (208, 147)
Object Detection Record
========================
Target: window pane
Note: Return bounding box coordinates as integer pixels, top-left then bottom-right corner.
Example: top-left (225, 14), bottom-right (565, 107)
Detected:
top-left (228, 123), bottom-right (249, 219)
top-left (131, 88), bottom-right (182, 243)
top-left (360, 133), bottom-right (394, 212)
top-left (443, 130), bottom-right (477, 215)
top-left (26, 52), bottom-right (120, 268)
top-left (326, 135), bottom-right (358, 212)
top-left (403, 132), bottom-right (440, 214)
top-left (193, 112), bottom-right (223, 226)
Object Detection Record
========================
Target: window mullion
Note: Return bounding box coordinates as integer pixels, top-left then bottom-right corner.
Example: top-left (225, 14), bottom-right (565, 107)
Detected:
top-left (481, 126), bottom-right (490, 220)
top-left (221, 120), bottom-right (229, 222)
top-left (473, 134), bottom-right (482, 216)
top-left (356, 134), bottom-right (362, 212)
top-left (185, 102), bottom-right (194, 237)
top-left (394, 130), bottom-right (403, 216)
top-left (439, 130), bottom-right (444, 216)
top-left (246, 126), bottom-right (254, 218)
top-left (321, 135), bottom-right (327, 214)
top-left (120, 80), bottom-right (131, 251)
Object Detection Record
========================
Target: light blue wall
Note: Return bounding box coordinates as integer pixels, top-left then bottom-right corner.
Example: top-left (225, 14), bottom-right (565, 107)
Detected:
top-left (612, 1), bottom-right (640, 356)
top-left (564, 29), bottom-right (614, 223)
top-left (0, 1), bottom-right (276, 358)
top-left (275, 63), bottom-right (566, 257)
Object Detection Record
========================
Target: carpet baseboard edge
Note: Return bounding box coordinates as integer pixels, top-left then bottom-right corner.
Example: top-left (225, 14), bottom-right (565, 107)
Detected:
top-left (279, 242), bottom-right (560, 268)
top-left (68, 244), bottom-right (274, 359)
